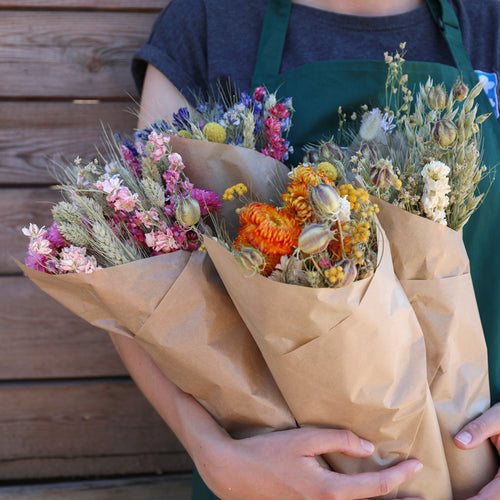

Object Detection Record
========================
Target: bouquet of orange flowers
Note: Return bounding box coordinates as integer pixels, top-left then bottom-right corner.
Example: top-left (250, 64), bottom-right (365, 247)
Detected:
top-left (205, 162), bottom-right (455, 498)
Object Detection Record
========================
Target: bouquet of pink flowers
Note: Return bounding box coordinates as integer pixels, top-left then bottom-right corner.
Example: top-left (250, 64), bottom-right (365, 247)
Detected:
top-left (19, 127), bottom-right (296, 438)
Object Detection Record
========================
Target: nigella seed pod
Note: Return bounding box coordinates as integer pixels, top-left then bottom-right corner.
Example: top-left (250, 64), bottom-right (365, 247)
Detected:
top-left (234, 247), bottom-right (266, 274)
top-left (302, 149), bottom-right (321, 164)
top-left (338, 259), bottom-right (357, 287)
top-left (175, 196), bottom-right (201, 227)
top-left (320, 141), bottom-right (344, 162)
top-left (357, 257), bottom-right (375, 280)
top-left (427, 84), bottom-right (447, 111)
top-left (298, 223), bottom-right (332, 255)
top-left (370, 158), bottom-right (394, 188)
top-left (433, 119), bottom-right (457, 147)
top-left (310, 183), bottom-right (341, 215)
top-left (453, 81), bottom-right (468, 102)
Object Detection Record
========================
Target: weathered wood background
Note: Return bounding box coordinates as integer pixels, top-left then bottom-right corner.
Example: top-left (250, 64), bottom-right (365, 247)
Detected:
top-left (0, 1), bottom-right (193, 497)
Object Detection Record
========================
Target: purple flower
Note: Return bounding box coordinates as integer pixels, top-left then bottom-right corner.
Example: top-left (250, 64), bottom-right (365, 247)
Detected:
top-left (191, 188), bottom-right (222, 215)
top-left (46, 221), bottom-right (66, 249)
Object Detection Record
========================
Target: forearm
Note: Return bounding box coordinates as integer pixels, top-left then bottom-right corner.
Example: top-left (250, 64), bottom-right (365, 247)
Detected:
top-left (108, 332), bottom-right (229, 463)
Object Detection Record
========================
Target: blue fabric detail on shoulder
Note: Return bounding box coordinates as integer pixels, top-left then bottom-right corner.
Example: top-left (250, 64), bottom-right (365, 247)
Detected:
top-left (475, 70), bottom-right (499, 118)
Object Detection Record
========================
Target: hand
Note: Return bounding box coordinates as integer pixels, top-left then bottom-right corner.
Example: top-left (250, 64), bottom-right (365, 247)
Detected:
top-left (196, 427), bottom-right (423, 500)
top-left (454, 403), bottom-right (500, 499)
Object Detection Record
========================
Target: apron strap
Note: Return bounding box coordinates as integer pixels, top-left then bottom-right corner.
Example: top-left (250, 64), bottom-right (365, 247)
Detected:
top-left (425, 0), bottom-right (475, 76)
top-left (253, 0), bottom-right (292, 78)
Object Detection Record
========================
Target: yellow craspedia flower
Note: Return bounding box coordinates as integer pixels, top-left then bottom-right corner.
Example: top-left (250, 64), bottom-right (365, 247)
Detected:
top-left (178, 130), bottom-right (193, 139)
top-left (316, 161), bottom-right (338, 181)
top-left (203, 122), bottom-right (226, 143)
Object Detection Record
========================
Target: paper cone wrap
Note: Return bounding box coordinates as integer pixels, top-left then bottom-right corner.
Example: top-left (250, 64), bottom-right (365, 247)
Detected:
top-left (18, 251), bottom-right (295, 438)
top-left (205, 226), bottom-right (453, 499)
top-left (376, 198), bottom-right (498, 498)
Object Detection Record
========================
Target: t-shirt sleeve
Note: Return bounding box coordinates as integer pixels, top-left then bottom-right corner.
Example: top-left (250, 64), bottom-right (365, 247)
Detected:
top-left (131, 0), bottom-right (208, 102)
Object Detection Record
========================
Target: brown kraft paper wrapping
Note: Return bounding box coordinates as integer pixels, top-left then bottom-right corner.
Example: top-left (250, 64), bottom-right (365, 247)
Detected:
top-left (168, 135), bottom-right (290, 238)
top-left (205, 226), bottom-right (453, 500)
top-left (375, 198), bottom-right (498, 499)
top-left (17, 251), bottom-right (296, 438)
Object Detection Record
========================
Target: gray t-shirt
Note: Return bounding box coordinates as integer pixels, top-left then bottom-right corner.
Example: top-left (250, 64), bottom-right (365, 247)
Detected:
top-left (132, 0), bottom-right (500, 115)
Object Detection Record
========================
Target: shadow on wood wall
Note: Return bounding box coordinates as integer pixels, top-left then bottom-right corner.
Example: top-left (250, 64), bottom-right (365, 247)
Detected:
top-left (0, 1), bottom-right (193, 497)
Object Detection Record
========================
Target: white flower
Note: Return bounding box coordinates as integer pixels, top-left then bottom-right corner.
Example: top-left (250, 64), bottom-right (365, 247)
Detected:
top-left (269, 255), bottom-right (307, 285)
top-left (421, 160), bottom-right (451, 225)
top-left (337, 196), bottom-right (351, 223)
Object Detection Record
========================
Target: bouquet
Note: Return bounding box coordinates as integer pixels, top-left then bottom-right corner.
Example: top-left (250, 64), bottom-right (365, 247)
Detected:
top-left (304, 45), bottom-right (498, 497)
top-left (204, 164), bottom-right (453, 498)
top-left (19, 127), bottom-right (296, 438)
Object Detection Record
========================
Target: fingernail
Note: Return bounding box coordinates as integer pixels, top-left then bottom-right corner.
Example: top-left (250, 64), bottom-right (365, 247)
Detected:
top-left (414, 462), bottom-right (423, 473)
top-left (361, 439), bottom-right (375, 453)
top-left (455, 431), bottom-right (473, 445)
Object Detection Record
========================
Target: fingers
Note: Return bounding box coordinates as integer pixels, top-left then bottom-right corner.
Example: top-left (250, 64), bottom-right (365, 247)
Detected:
top-left (332, 459), bottom-right (423, 499)
top-left (455, 403), bottom-right (500, 449)
top-left (466, 473), bottom-right (500, 499)
top-left (297, 427), bottom-right (375, 458)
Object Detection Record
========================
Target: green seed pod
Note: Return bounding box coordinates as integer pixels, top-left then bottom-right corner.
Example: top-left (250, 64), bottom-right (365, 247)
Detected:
top-left (320, 141), bottom-right (345, 162)
top-left (427, 84), bottom-right (447, 111)
top-left (453, 81), bottom-right (469, 101)
top-left (302, 149), bottom-right (322, 164)
top-left (175, 196), bottom-right (201, 227)
top-left (298, 223), bottom-right (332, 255)
top-left (433, 119), bottom-right (457, 147)
top-left (310, 183), bottom-right (341, 215)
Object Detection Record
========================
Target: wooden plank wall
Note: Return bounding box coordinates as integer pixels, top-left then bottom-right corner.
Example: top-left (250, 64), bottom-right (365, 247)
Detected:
top-left (0, 1), bottom-right (193, 497)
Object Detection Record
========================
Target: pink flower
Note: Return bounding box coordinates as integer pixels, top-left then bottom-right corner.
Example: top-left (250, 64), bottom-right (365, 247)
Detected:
top-left (163, 169), bottom-right (181, 193)
top-left (191, 188), bottom-right (222, 215)
top-left (253, 86), bottom-right (267, 102)
top-left (144, 228), bottom-right (180, 254)
top-left (269, 103), bottom-right (290, 119)
top-left (25, 251), bottom-right (53, 273)
top-left (121, 145), bottom-right (141, 176)
top-left (47, 221), bottom-right (66, 249)
top-left (172, 224), bottom-right (201, 251)
top-left (168, 153), bottom-right (185, 171)
top-left (318, 257), bottom-right (333, 268)
top-left (56, 246), bottom-right (100, 274)
top-left (264, 117), bottom-right (282, 138)
top-left (113, 187), bottom-right (139, 212)
top-left (148, 131), bottom-right (171, 163)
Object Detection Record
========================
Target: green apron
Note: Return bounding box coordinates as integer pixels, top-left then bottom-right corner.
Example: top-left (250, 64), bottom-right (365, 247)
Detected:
top-left (192, 1), bottom-right (500, 497)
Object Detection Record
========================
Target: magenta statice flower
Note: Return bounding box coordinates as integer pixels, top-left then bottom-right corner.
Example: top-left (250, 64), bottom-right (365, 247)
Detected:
top-left (47, 221), bottom-right (66, 249)
top-left (191, 188), bottom-right (222, 215)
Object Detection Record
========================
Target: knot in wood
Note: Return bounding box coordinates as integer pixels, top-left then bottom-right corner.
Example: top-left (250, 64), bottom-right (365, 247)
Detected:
top-left (86, 55), bottom-right (103, 73)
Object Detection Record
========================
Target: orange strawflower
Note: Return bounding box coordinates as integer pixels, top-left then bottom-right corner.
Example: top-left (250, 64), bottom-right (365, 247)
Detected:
top-left (234, 203), bottom-right (300, 274)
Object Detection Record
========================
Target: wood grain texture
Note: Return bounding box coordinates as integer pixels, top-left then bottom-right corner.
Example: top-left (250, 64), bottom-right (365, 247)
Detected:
top-left (0, 381), bottom-right (192, 479)
top-left (0, 11), bottom-right (157, 98)
top-left (0, 276), bottom-right (127, 379)
top-left (0, 0), bottom-right (166, 9)
top-left (1, 188), bottom-right (61, 274)
top-left (0, 101), bottom-right (140, 185)
top-left (0, 475), bottom-right (191, 500)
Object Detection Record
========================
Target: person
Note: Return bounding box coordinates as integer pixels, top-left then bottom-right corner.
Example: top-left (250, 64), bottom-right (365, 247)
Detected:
top-left (110, 0), bottom-right (500, 498)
